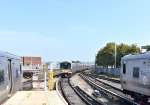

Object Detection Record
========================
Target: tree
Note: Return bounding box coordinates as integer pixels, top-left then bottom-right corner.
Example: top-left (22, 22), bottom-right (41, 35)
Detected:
top-left (116, 44), bottom-right (140, 67)
top-left (146, 45), bottom-right (150, 51)
top-left (96, 42), bottom-right (116, 67)
top-left (128, 44), bottom-right (141, 53)
top-left (117, 43), bottom-right (129, 67)
top-left (71, 60), bottom-right (81, 63)
top-left (96, 43), bottom-right (141, 68)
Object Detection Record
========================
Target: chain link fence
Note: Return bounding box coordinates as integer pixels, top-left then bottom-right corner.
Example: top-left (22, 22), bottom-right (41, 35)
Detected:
top-left (95, 67), bottom-right (121, 77)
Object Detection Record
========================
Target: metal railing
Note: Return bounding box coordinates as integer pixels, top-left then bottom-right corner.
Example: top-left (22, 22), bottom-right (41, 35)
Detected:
top-left (22, 65), bottom-right (42, 71)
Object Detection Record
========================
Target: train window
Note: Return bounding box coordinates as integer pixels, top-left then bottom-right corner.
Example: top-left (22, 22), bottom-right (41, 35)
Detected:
top-left (16, 69), bottom-right (18, 78)
top-left (123, 64), bottom-right (126, 74)
top-left (20, 64), bottom-right (22, 74)
top-left (0, 70), bottom-right (4, 83)
top-left (133, 67), bottom-right (139, 78)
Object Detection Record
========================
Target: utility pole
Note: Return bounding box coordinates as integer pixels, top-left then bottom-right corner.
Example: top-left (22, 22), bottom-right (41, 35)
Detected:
top-left (114, 43), bottom-right (116, 69)
top-left (95, 54), bottom-right (96, 71)
top-left (43, 65), bottom-right (48, 91)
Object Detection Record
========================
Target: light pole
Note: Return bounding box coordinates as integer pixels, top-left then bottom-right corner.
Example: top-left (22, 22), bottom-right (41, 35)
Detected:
top-left (114, 43), bottom-right (116, 69)
top-left (95, 54), bottom-right (96, 71)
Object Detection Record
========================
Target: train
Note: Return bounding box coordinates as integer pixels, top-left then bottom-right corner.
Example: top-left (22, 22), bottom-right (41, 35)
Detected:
top-left (0, 51), bottom-right (22, 104)
top-left (60, 61), bottom-right (72, 77)
top-left (121, 52), bottom-right (150, 104)
top-left (60, 61), bottom-right (94, 77)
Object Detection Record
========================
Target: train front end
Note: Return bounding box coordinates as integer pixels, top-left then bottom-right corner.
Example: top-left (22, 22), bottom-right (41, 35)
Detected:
top-left (60, 62), bottom-right (72, 78)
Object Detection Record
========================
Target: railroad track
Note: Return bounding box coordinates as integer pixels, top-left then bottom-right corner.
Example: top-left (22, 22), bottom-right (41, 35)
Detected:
top-left (22, 79), bottom-right (33, 91)
top-left (87, 74), bottom-right (122, 92)
top-left (80, 74), bottom-right (140, 105)
top-left (57, 74), bottom-right (102, 105)
top-left (60, 77), bottom-right (87, 105)
top-left (56, 77), bottom-right (63, 95)
top-left (97, 75), bottom-right (121, 84)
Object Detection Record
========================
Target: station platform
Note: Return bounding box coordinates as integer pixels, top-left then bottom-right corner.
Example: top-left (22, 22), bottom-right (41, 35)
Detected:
top-left (2, 91), bottom-right (67, 105)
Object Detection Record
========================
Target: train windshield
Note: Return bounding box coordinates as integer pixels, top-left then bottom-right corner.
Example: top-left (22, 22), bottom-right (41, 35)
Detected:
top-left (60, 62), bottom-right (71, 69)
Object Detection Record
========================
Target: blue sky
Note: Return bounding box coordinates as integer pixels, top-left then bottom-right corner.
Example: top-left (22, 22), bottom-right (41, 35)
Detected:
top-left (0, 0), bottom-right (150, 62)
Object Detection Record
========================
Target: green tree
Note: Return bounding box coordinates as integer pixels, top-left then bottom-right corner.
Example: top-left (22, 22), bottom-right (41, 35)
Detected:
top-left (96, 42), bottom-right (116, 67)
top-left (128, 44), bottom-right (141, 53)
top-left (72, 60), bottom-right (81, 63)
top-left (146, 45), bottom-right (150, 51)
top-left (117, 43), bottom-right (129, 67)
top-left (96, 43), bottom-right (141, 68)
top-left (116, 44), bottom-right (140, 67)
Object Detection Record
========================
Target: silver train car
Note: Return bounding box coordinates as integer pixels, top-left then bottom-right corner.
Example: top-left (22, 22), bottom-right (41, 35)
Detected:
top-left (121, 52), bottom-right (150, 104)
top-left (0, 51), bottom-right (22, 104)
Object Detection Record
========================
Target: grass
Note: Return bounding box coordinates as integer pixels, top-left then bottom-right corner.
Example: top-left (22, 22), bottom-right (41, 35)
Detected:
top-left (38, 74), bottom-right (44, 79)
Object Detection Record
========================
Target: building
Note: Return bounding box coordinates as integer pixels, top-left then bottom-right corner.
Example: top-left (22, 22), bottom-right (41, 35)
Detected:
top-left (141, 46), bottom-right (147, 53)
top-left (21, 56), bottom-right (42, 70)
top-left (45, 62), bottom-right (60, 70)
top-left (133, 43), bottom-right (147, 53)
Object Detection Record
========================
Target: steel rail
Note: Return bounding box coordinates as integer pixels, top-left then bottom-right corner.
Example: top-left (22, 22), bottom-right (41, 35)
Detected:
top-left (80, 74), bottom-right (140, 105)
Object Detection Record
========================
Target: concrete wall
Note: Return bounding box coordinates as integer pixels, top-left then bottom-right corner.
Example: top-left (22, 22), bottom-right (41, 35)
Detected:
top-left (96, 67), bottom-right (121, 77)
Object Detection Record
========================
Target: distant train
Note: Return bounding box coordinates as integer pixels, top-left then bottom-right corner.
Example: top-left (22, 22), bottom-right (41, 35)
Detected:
top-left (121, 52), bottom-right (150, 104)
top-left (0, 51), bottom-right (22, 104)
top-left (60, 61), bottom-right (72, 77)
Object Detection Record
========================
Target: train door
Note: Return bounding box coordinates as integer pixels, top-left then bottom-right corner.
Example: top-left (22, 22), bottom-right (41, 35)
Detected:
top-left (7, 59), bottom-right (13, 94)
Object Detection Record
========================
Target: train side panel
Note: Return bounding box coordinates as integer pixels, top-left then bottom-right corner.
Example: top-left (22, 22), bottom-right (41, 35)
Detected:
top-left (0, 57), bottom-right (8, 104)
top-left (121, 54), bottom-right (150, 97)
top-left (0, 53), bottom-right (22, 104)
top-left (11, 59), bottom-right (22, 93)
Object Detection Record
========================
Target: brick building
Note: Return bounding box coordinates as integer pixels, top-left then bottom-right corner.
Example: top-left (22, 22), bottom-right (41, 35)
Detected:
top-left (21, 56), bottom-right (42, 70)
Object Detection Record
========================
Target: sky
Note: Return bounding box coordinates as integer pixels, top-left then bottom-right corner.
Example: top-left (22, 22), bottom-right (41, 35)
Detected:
top-left (0, 0), bottom-right (150, 62)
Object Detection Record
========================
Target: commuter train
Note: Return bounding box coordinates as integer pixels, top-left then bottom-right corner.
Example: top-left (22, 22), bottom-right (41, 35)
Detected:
top-left (121, 52), bottom-right (150, 104)
top-left (60, 61), bottom-right (72, 77)
top-left (0, 51), bottom-right (22, 104)
top-left (60, 61), bottom-right (93, 77)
